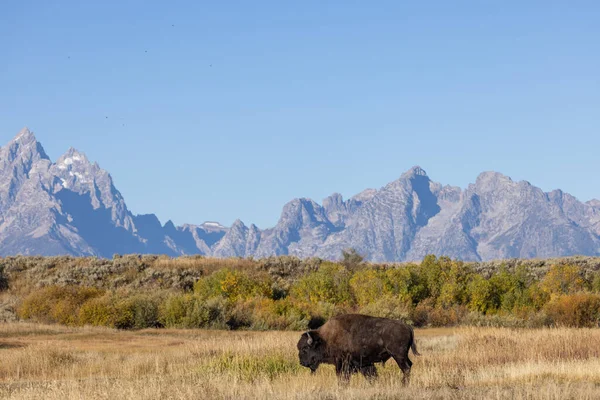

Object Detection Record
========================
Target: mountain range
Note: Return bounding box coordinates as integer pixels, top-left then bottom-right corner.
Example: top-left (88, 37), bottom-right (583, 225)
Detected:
top-left (1, 127), bottom-right (599, 261)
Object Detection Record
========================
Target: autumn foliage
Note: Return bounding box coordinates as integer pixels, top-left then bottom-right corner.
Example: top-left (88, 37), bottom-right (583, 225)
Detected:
top-left (8, 254), bottom-right (600, 329)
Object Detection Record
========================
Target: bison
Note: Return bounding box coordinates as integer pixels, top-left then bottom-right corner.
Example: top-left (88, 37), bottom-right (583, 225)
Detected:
top-left (297, 314), bottom-right (420, 384)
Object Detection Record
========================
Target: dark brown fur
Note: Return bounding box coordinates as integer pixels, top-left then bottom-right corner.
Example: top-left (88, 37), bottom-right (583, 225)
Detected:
top-left (297, 314), bottom-right (420, 384)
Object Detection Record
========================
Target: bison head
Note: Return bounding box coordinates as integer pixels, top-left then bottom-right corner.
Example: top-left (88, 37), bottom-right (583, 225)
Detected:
top-left (297, 331), bottom-right (324, 372)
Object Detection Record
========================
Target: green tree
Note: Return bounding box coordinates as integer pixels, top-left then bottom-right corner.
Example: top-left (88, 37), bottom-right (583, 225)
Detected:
top-left (491, 265), bottom-right (534, 312)
top-left (349, 269), bottom-right (389, 306)
top-left (290, 263), bottom-right (353, 305)
top-left (467, 275), bottom-right (497, 313)
top-left (437, 261), bottom-right (473, 308)
top-left (384, 267), bottom-right (414, 303)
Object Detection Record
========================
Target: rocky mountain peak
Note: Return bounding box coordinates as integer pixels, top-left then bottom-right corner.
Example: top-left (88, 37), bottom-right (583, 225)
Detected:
top-left (2, 127), bottom-right (49, 164)
top-left (586, 199), bottom-right (600, 207)
top-left (57, 148), bottom-right (90, 165)
top-left (12, 127), bottom-right (36, 143)
top-left (230, 219), bottom-right (247, 230)
top-left (401, 165), bottom-right (428, 179)
top-left (323, 192), bottom-right (344, 207)
top-left (280, 198), bottom-right (329, 227)
top-left (474, 171), bottom-right (514, 190)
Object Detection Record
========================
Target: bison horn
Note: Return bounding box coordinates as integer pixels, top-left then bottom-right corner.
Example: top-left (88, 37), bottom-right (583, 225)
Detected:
top-left (306, 332), bottom-right (313, 345)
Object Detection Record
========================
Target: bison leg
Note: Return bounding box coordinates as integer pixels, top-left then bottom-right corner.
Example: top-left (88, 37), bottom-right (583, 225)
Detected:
top-left (392, 356), bottom-right (411, 386)
top-left (359, 364), bottom-right (378, 383)
top-left (335, 360), bottom-right (353, 384)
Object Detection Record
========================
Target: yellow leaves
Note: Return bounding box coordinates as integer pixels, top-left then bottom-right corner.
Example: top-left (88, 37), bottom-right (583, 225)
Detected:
top-left (220, 272), bottom-right (240, 297)
top-left (467, 274), bottom-right (496, 313)
top-left (349, 269), bottom-right (386, 306)
top-left (541, 264), bottom-right (586, 295)
top-left (13, 258), bottom-right (600, 331)
top-left (290, 263), bottom-right (352, 306)
top-left (17, 286), bottom-right (104, 325)
top-left (195, 269), bottom-right (273, 302)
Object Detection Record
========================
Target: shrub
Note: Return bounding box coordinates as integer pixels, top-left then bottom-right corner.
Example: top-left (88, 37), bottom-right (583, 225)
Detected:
top-left (544, 293), bottom-right (600, 327)
top-left (127, 294), bottom-right (162, 328)
top-left (157, 293), bottom-right (190, 327)
top-left (194, 269), bottom-right (273, 301)
top-left (79, 295), bottom-right (116, 327)
top-left (18, 286), bottom-right (103, 325)
top-left (409, 298), bottom-right (466, 327)
top-left (158, 294), bottom-right (230, 329)
top-left (290, 263), bottom-right (353, 306)
top-left (0, 264), bottom-right (8, 291)
top-left (227, 297), bottom-right (311, 330)
top-left (350, 269), bottom-right (390, 306)
top-left (78, 293), bottom-right (159, 329)
top-left (359, 295), bottom-right (412, 322)
top-left (92, 293), bottom-right (163, 329)
top-left (428, 306), bottom-right (467, 327)
top-left (590, 271), bottom-right (600, 293)
top-left (411, 298), bottom-right (434, 327)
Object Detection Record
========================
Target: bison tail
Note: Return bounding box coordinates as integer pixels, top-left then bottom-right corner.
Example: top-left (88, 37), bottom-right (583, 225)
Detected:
top-left (411, 340), bottom-right (421, 356)
top-left (409, 325), bottom-right (421, 356)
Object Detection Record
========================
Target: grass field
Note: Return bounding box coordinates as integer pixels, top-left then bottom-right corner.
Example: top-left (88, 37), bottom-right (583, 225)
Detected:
top-left (1, 323), bottom-right (600, 399)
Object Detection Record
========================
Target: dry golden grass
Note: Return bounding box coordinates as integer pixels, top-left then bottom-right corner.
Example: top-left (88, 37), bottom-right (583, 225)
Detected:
top-left (152, 256), bottom-right (258, 274)
top-left (1, 323), bottom-right (600, 399)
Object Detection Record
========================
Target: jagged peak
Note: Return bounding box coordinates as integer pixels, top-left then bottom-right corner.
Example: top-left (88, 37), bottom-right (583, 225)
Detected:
top-left (230, 219), bottom-right (247, 229)
top-left (474, 171), bottom-right (512, 189)
top-left (281, 198), bottom-right (323, 218)
top-left (326, 192), bottom-right (343, 200)
top-left (587, 199), bottom-right (600, 208)
top-left (287, 197), bottom-right (320, 207)
top-left (401, 165), bottom-right (428, 179)
top-left (163, 220), bottom-right (177, 230)
top-left (57, 147), bottom-right (90, 165)
top-left (476, 171), bottom-right (513, 182)
top-left (323, 193), bottom-right (344, 207)
top-left (3, 127), bottom-right (50, 161)
top-left (13, 127), bottom-right (35, 142)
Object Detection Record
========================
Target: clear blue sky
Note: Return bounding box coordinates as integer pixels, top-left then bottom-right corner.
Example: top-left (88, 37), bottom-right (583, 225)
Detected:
top-left (1, 1), bottom-right (599, 228)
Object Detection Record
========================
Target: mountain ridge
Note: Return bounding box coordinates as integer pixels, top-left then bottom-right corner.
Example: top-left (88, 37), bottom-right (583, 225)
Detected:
top-left (1, 127), bottom-right (599, 261)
